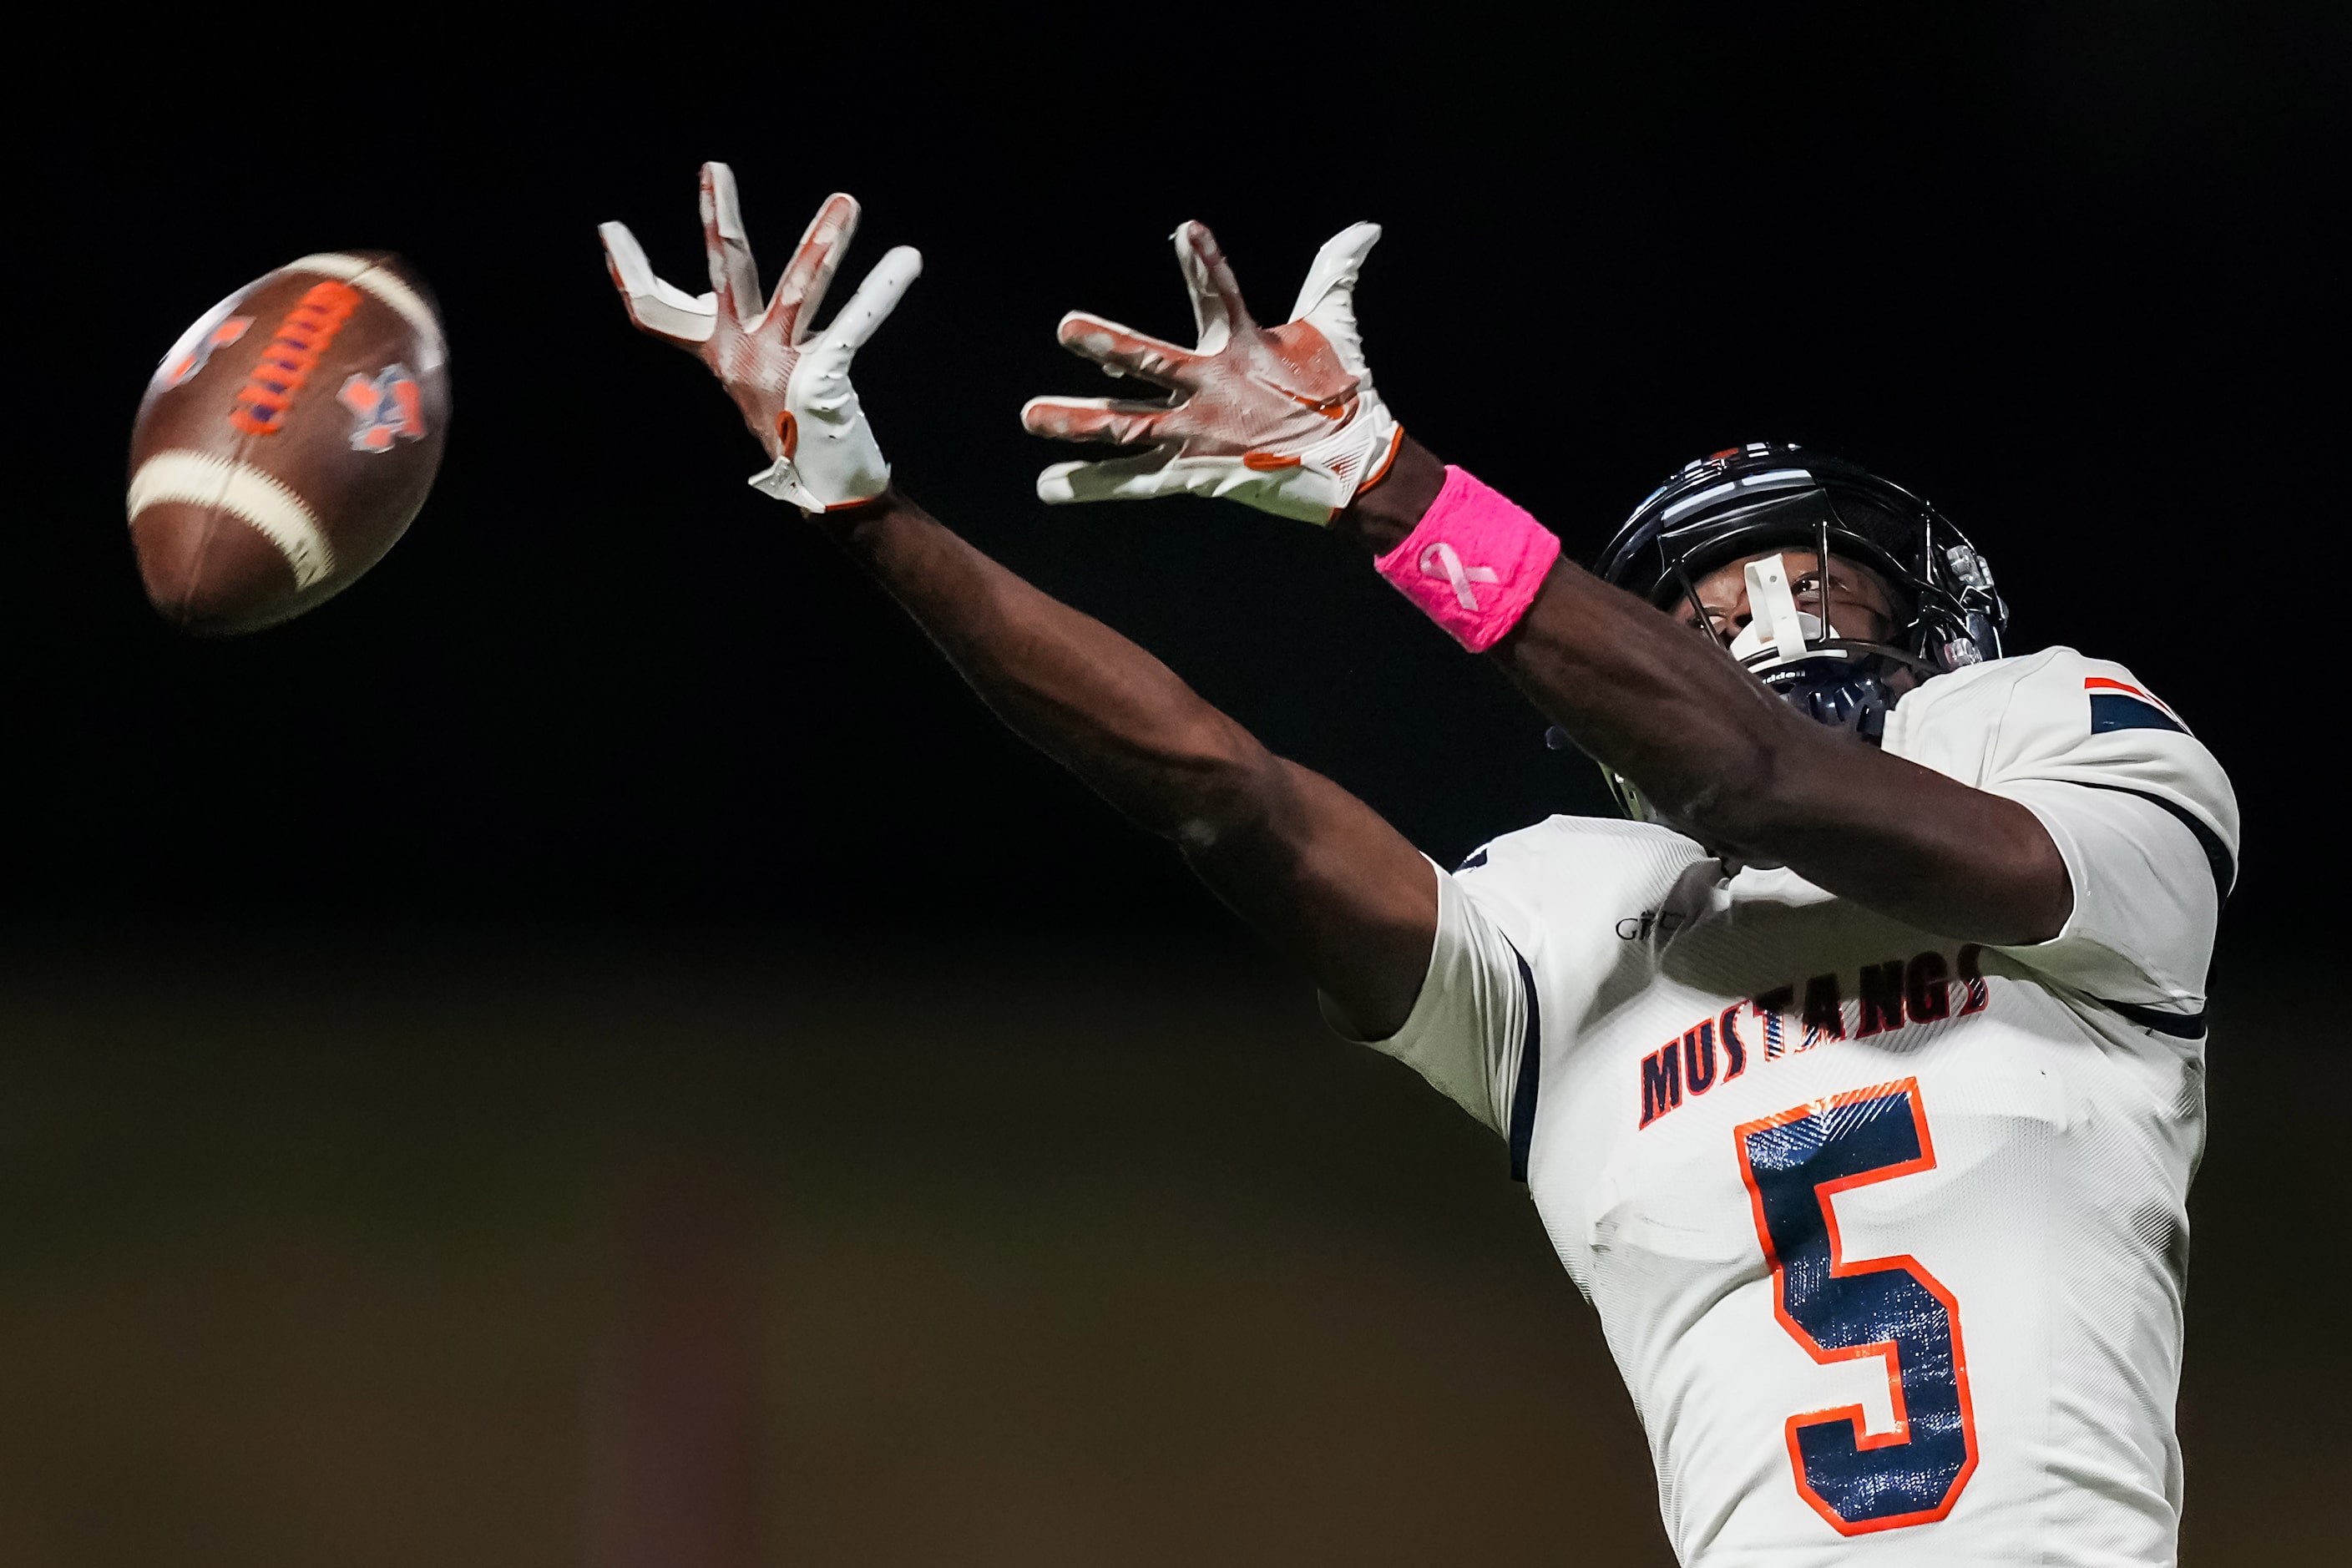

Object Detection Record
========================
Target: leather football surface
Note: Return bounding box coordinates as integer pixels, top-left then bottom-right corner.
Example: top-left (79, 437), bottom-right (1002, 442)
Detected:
top-left (127, 252), bottom-right (450, 634)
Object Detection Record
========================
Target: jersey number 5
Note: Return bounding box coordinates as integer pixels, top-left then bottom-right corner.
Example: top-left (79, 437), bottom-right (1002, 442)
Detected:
top-left (1735, 1078), bottom-right (1978, 1535)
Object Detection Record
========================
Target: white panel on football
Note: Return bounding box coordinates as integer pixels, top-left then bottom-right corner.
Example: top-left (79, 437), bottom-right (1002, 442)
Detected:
top-left (283, 254), bottom-right (444, 357)
top-left (126, 451), bottom-right (337, 588)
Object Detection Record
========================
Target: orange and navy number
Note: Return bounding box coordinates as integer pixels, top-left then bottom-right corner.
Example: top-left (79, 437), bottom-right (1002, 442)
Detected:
top-left (1736, 1080), bottom-right (1978, 1535)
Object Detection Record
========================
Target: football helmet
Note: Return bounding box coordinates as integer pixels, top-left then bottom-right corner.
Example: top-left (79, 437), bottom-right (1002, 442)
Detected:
top-left (1587, 441), bottom-right (2007, 817)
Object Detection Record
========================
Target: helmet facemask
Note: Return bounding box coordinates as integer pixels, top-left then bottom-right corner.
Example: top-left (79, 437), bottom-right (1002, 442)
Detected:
top-left (1718, 550), bottom-right (1915, 740)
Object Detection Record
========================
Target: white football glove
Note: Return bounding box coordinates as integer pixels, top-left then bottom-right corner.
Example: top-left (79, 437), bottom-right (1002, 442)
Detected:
top-left (1021, 220), bottom-right (1400, 525)
top-left (599, 164), bottom-right (920, 513)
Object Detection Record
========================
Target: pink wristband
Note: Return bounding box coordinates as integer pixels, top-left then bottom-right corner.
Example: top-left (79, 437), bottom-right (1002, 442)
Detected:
top-left (1373, 465), bottom-right (1561, 651)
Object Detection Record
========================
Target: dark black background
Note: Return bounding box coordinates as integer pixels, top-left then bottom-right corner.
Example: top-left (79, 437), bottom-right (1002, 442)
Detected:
top-left (10, 8), bottom-right (2341, 949)
top-left (1, 20), bottom-right (2344, 1563)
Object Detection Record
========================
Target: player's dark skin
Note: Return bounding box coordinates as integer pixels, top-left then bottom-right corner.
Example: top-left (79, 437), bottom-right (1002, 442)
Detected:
top-left (1339, 436), bottom-right (2071, 934)
top-left (815, 444), bottom-right (2071, 1040)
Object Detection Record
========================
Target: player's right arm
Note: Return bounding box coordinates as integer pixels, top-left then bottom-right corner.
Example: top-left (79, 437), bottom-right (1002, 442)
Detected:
top-left (821, 488), bottom-right (1439, 1039)
top-left (599, 169), bottom-right (1437, 1038)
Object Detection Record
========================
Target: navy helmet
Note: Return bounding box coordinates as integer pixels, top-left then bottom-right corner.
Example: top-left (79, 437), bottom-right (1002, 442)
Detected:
top-left (1584, 442), bottom-right (2008, 815)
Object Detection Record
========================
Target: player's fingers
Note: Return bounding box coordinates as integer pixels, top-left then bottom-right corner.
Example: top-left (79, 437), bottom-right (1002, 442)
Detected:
top-left (1055, 312), bottom-right (1199, 389)
top-left (699, 162), bottom-right (763, 323)
top-left (1175, 220), bottom-right (1255, 353)
top-left (767, 192), bottom-right (862, 343)
top-left (598, 220), bottom-right (716, 346)
top-left (1020, 395), bottom-right (1176, 447)
top-left (817, 245), bottom-right (920, 355)
top-left (1287, 220), bottom-right (1382, 345)
top-left (1034, 450), bottom-right (1188, 504)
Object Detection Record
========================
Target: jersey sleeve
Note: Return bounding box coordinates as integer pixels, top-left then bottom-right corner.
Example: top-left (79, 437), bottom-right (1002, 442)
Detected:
top-left (1323, 857), bottom-right (1537, 1142)
top-left (1322, 817), bottom-right (1707, 1174)
top-left (1883, 647), bottom-right (2239, 1015)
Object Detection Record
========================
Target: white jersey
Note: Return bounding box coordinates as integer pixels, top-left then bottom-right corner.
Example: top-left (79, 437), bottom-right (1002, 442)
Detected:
top-left (1347, 647), bottom-right (2238, 1565)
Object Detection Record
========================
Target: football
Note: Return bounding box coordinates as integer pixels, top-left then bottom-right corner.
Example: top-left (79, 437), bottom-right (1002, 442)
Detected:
top-left (126, 252), bottom-right (451, 634)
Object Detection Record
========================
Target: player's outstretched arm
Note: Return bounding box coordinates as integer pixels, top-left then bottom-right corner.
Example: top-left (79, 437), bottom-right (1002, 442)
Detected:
top-left (1337, 443), bottom-right (2070, 946)
top-left (813, 488), bottom-right (1438, 1035)
top-left (602, 170), bottom-right (1437, 1035)
top-left (1024, 225), bottom-right (2069, 948)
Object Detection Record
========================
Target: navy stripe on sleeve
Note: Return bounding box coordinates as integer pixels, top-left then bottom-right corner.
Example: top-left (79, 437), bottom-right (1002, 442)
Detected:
top-left (2097, 997), bottom-right (2208, 1039)
top-left (2076, 781), bottom-right (2237, 903)
top-left (2090, 693), bottom-right (2188, 737)
top-left (1507, 946), bottom-right (1541, 1184)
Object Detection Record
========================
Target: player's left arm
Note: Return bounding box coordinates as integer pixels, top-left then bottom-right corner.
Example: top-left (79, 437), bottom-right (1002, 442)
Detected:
top-left (1023, 226), bottom-right (2069, 946)
top-left (1341, 440), bottom-right (2073, 946)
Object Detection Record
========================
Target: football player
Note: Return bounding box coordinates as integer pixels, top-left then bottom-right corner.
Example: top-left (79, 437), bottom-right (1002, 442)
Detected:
top-left (602, 172), bottom-right (2237, 1564)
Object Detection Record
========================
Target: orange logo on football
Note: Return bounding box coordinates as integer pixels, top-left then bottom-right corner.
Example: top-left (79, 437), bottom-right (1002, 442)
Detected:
top-left (337, 364), bottom-right (428, 452)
